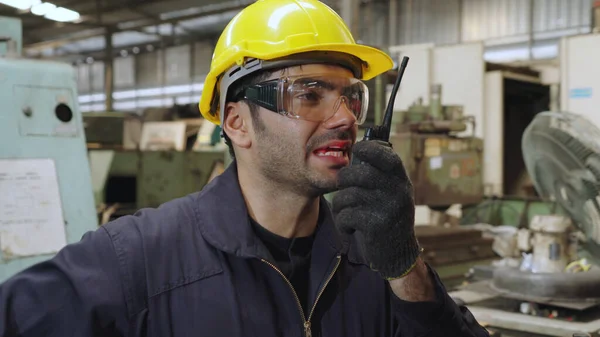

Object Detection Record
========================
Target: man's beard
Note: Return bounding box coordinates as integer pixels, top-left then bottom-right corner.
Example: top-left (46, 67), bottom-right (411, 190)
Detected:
top-left (254, 125), bottom-right (353, 197)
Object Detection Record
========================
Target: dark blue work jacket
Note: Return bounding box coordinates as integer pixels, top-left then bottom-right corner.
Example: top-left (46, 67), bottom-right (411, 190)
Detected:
top-left (0, 163), bottom-right (489, 337)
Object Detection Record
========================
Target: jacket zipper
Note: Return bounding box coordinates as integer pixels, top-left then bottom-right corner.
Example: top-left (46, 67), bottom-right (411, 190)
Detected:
top-left (261, 255), bottom-right (342, 337)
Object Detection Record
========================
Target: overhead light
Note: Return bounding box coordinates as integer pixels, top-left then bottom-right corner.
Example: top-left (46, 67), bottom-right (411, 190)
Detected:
top-left (44, 7), bottom-right (80, 22)
top-left (30, 1), bottom-right (55, 15)
top-left (0, 0), bottom-right (81, 23)
top-left (0, 0), bottom-right (34, 10)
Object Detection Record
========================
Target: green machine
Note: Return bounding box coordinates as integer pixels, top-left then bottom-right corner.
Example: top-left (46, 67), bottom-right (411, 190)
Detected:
top-left (389, 84), bottom-right (484, 209)
top-left (83, 110), bottom-right (230, 223)
top-left (384, 83), bottom-right (490, 289)
top-left (0, 17), bottom-right (98, 282)
top-left (89, 150), bottom-right (228, 222)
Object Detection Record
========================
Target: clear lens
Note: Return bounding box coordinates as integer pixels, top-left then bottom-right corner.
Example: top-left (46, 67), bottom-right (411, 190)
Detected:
top-left (280, 75), bottom-right (369, 125)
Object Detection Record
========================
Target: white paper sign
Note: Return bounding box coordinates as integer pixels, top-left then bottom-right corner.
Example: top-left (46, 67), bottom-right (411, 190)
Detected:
top-left (140, 121), bottom-right (187, 151)
top-left (0, 158), bottom-right (67, 259)
top-left (429, 156), bottom-right (443, 170)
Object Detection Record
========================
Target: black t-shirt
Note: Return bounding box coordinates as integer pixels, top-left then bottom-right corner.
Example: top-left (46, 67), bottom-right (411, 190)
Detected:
top-left (249, 217), bottom-right (315, 316)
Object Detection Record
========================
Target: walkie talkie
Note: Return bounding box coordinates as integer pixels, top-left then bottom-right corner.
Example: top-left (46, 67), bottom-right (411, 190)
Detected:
top-left (351, 56), bottom-right (409, 165)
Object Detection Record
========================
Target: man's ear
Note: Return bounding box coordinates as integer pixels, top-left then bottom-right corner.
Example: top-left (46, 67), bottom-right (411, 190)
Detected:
top-left (222, 102), bottom-right (252, 150)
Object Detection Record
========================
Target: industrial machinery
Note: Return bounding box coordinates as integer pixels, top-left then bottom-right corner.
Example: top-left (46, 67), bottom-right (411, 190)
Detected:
top-left (358, 73), bottom-right (492, 288)
top-left (460, 196), bottom-right (567, 229)
top-left (386, 83), bottom-right (491, 289)
top-left (0, 17), bottom-right (98, 282)
top-left (389, 84), bottom-right (484, 209)
top-left (414, 225), bottom-right (496, 290)
top-left (84, 105), bottom-right (229, 223)
top-left (452, 111), bottom-right (600, 337)
top-left (83, 111), bottom-right (143, 149)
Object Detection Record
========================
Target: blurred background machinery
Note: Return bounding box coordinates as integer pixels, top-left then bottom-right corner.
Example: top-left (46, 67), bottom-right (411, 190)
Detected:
top-left (383, 82), bottom-right (495, 288)
top-left (83, 103), bottom-right (230, 223)
top-left (450, 111), bottom-right (600, 337)
top-left (0, 17), bottom-right (98, 282)
top-left (390, 83), bottom-right (484, 209)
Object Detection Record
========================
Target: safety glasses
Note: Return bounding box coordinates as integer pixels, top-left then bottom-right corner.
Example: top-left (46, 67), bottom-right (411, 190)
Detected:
top-left (234, 74), bottom-right (369, 125)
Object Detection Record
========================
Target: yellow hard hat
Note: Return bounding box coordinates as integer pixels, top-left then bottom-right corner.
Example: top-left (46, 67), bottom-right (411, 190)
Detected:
top-left (198, 0), bottom-right (394, 125)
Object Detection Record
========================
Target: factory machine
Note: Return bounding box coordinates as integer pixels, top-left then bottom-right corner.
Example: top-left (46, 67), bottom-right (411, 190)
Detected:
top-left (390, 83), bottom-right (484, 209)
top-left (0, 17), bottom-right (98, 282)
top-left (386, 83), bottom-right (495, 288)
top-left (84, 105), bottom-right (229, 223)
top-left (452, 111), bottom-right (600, 337)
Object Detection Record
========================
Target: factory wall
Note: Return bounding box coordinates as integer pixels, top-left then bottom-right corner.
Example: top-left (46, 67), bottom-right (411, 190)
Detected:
top-left (75, 0), bottom-right (595, 112)
top-left (392, 0), bottom-right (593, 50)
top-left (77, 41), bottom-right (214, 112)
top-left (560, 33), bottom-right (600, 127)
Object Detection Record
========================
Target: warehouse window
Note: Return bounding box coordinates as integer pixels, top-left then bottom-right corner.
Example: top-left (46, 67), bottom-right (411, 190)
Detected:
top-left (78, 83), bottom-right (204, 113)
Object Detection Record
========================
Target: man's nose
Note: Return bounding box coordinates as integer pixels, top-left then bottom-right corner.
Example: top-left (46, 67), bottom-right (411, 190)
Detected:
top-left (322, 97), bottom-right (357, 129)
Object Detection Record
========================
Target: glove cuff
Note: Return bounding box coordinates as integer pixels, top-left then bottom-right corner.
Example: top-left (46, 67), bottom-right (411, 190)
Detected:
top-left (377, 236), bottom-right (423, 280)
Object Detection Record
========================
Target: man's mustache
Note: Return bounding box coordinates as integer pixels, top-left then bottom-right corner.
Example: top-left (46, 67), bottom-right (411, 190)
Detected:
top-left (306, 130), bottom-right (355, 153)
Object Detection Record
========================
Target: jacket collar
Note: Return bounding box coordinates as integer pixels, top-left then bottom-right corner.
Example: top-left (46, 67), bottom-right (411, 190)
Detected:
top-left (194, 161), bottom-right (365, 264)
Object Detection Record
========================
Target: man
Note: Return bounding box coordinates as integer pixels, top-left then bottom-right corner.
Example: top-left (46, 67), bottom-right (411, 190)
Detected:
top-left (0, 0), bottom-right (489, 336)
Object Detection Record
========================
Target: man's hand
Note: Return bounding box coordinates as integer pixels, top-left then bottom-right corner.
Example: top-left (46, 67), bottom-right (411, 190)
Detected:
top-left (332, 140), bottom-right (434, 300)
top-left (389, 257), bottom-right (436, 302)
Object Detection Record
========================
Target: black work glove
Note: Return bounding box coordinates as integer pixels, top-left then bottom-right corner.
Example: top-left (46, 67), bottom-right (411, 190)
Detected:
top-left (332, 140), bottom-right (422, 280)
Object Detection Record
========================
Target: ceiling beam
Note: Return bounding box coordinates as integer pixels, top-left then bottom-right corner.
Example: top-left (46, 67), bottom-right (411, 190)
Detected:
top-left (24, 0), bottom-right (165, 31)
top-left (23, 0), bottom-right (249, 52)
top-left (124, 5), bottom-right (198, 37)
top-left (32, 32), bottom-right (219, 64)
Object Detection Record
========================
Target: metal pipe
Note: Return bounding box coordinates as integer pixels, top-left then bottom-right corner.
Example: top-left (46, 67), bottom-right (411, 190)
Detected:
top-left (362, 2), bottom-right (372, 43)
top-left (528, 0), bottom-right (534, 60)
top-left (405, 0), bottom-right (412, 43)
top-left (429, 84), bottom-right (443, 120)
top-left (388, 0), bottom-right (398, 46)
top-left (104, 30), bottom-right (114, 111)
top-left (340, 0), bottom-right (353, 33)
top-left (457, 0), bottom-right (463, 43)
